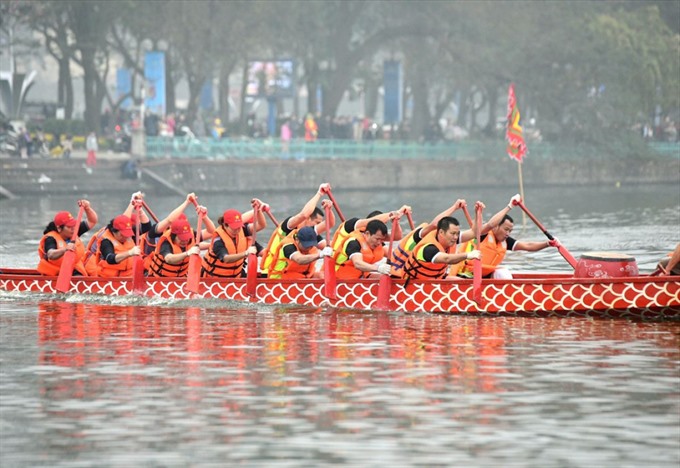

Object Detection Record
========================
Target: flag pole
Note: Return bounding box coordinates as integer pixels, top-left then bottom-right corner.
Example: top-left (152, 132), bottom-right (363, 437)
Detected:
top-left (517, 160), bottom-right (527, 229)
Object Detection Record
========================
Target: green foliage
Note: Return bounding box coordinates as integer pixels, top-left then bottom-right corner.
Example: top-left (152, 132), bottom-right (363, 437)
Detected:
top-left (40, 119), bottom-right (88, 138)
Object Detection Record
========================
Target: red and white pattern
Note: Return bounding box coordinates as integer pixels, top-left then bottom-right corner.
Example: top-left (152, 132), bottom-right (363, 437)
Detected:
top-left (1, 269), bottom-right (678, 319)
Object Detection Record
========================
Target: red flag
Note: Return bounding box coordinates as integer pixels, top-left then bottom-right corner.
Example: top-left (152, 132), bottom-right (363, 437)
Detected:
top-left (506, 83), bottom-right (527, 163)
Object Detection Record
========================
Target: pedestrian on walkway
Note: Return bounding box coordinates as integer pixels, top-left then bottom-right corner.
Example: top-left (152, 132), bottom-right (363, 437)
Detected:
top-left (86, 131), bottom-right (98, 168)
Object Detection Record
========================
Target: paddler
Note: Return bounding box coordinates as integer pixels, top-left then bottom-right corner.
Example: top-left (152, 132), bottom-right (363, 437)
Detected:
top-left (37, 200), bottom-right (99, 276)
top-left (657, 243), bottom-right (680, 276)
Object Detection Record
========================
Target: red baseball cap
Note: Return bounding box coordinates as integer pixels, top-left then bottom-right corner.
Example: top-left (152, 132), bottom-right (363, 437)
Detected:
top-left (222, 209), bottom-right (244, 229)
top-left (171, 219), bottom-right (193, 241)
top-left (113, 215), bottom-right (134, 237)
top-left (54, 211), bottom-right (77, 228)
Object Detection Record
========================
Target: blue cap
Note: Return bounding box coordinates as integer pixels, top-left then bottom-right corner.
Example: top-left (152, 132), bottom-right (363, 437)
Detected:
top-left (296, 227), bottom-right (318, 248)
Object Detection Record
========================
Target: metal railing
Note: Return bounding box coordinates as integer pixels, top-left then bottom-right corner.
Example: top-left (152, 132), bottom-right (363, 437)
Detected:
top-left (145, 137), bottom-right (680, 161)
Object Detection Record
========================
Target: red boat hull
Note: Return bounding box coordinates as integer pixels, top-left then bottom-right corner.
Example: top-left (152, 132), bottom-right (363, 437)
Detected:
top-left (1, 268), bottom-right (678, 319)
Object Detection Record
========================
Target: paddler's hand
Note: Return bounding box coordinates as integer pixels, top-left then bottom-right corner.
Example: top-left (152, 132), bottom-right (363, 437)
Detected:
top-left (318, 183), bottom-right (331, 195)
top-left (130, 191), bottom-right (143, 204)
top-left (187, 246), bottom-right (201, 256)
top-left (246, 246), bottom-right (257, 256)
top-left (376, 263), bottom-right (392, 275)
top-left (79, 199), bottom-right (92, 209)
top-left (196, 205), bottom-right (208, 217)
top-left (466, 250), bottom-right (481, 260)
top-left (399, 205), bottom-right (412, 216)
top-left (453, 199), bottom-right (466, 211)
top-left (509, 194), bottom-right (522, 208)
top-left (548, 238), bottom-right (561, 248)
top-left (187, 193), bottom-right (197, 205)
top-left (321, 199), bottom-right (333, 209)
top-left (128, 246), bottom-right (141, 257)
top-left (319, 247), bottom-right (333, 258)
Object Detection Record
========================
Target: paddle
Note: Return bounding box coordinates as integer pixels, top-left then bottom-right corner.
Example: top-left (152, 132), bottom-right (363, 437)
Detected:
top-left (473, 203), bottom-right (484, 305)
top-left (405, 211), bottom-right (415, 230)
top-left (131, 202), bottom-right (146, 293)
top-left (55, 202), bottom-right (85, 293)
top-left (515, 200), bottom-right (578, 269)
top-left (186, 207), bottom-right (203, 294)
top-left (263, 205), bottom-right (279, 226)
top-left (326, 189), bottom-right (345, 222)
top-left (461, 204), bottom-right (483, 305)
top-left (246, 203), bottom-right (259, 298)
top-left (376, 215), bottom-right (399, 310)
top-left (323, 203), bottom-right (337, 300)
top-left (141, 200), bottom-right (160, 223)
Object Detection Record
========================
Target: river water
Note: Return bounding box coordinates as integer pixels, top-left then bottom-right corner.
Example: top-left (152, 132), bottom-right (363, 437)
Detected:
top-left (1, 185), bottom-right (679, 466)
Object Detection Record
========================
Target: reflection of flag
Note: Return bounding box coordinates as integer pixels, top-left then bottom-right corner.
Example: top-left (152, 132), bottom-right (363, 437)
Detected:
top-left (506, 83), bottom-right (527, 163)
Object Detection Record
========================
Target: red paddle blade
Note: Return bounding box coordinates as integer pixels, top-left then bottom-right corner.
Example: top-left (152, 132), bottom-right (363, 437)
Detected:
top-left (246, 253), bottom-right (257, 297)
top-left (132, 257), bottom-right (145, 293)
top-left (323, 257), bottom-right (337, 300)
top-left (376, 275), bottom-right (392, 310)
top-left (557, 245), bottom-right (578, 269)
top-left (55, 251), bottom-right (76, 293)
top-left (186, 256), bottom-right (201, 293)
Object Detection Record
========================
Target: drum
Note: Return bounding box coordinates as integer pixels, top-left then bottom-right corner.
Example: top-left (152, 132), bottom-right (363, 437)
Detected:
top-left (574, 252), bottom-right (639, 278)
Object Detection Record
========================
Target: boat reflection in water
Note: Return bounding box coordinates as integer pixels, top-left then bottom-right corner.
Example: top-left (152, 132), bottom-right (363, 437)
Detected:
top-left (33, 301), bottom-right (680, 465)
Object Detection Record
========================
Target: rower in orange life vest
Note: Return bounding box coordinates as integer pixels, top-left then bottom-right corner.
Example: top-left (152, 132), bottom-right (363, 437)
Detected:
top-left (37, 200), bottom-right (99, 276)
top-left (260, 183), bottom-right (334, 275)
top-left (146, 218), bottom-right (201, 277)
top-left (334, 219), bottom-right (394, 279)
top-left (93, 214), bottom-right (139, 277)
top-left (269, 200), bottom-right (336, 279)
top-left (403, 215), bottom-right (482, 281)
top-left (388, 199), bottom-right (469, 278)
top-left (453, 195), bottom-right (559, 279)
top-left (201, 199), bottom-right (268, 278)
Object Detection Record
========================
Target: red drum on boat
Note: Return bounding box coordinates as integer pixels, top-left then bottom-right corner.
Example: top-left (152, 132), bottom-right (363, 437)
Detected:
top-left (574, 252), bottom-right (639, 279)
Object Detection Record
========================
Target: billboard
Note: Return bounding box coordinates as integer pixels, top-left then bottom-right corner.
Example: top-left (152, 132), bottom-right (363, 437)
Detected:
top-left (245, 60), bottom-right (295, 98)
top-left (144, 51), bottom-right (166, 115)
top-left (383, 60), bottom-right (402, 124)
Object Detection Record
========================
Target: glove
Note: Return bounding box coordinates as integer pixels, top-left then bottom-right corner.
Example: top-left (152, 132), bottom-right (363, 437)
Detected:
top-left (318, 183), bottom-right (331, 194)
top-left (246, 245), bottom-right (257, 256)
top-left (548, 238), bottom-right (561, 248)
top-left (187, 246), bottom-right (201, 256)
top-left (466, 250), bottom-right (481, 261)
top-left (128, 246), bottom-right (141, 257)
top-left (319, 247), bottom-right (333, 258)
top-left (509, 194), bottom-right (521, 207)
top-left (376, 263), bottom-right (392, 275)
top-left (130, 191), bottom-right (143, 203)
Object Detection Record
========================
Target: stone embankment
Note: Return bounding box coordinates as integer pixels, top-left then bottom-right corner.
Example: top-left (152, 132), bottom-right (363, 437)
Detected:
top-left (1, 151), bottom-right (678, 198)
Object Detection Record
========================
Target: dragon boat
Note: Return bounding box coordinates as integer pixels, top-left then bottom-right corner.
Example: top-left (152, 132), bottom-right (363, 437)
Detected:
top-left (1, 265), bottom-right (678, 320)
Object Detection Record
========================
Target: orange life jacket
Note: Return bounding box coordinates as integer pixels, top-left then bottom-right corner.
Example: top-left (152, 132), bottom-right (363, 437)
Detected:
top-left (201, 226), bottom-right (248, 278)
top-left (37, 232), bottom-right (87, 276)
top-left (268, 236), bottom-right (318, 279)
top-left (457, 230), bottom-right (507, 277)
top-left (334, 231), bottom-right (385, 280)
top-left (389, 224), bottom-right (427, 278)
top-left (84, 226), bottom-right (107, 275)
top-left (95, 230), bottom-right (135, 277)
top-left (147, 231), bottom-right (194, 277)
top-left (403, 230), bottom-right (451, 280)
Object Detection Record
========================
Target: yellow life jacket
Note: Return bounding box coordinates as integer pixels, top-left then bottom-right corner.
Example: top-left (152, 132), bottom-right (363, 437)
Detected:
top-left (268, 236), bottom-right (318, 279)
top-left (260, 222), bottom-right (291, 274)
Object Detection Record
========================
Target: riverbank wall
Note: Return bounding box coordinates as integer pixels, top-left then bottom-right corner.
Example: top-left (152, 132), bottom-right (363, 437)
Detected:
top-left (1, 152), bottom-right (678, 198)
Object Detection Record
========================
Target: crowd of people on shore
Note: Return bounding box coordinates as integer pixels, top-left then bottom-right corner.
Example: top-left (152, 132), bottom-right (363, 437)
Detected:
top-left (38, 186), bottom-right (679, 283)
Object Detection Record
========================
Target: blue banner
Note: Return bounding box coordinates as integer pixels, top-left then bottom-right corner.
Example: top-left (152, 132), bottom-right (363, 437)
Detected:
top-left (144, 51), bottom-right (166, 116)
top-left (200, 80), bottom-right (213, 110)
top-left (116, 68), bottom-right (132, 110)
top-left (383, 60), bottom-right (402, 124)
